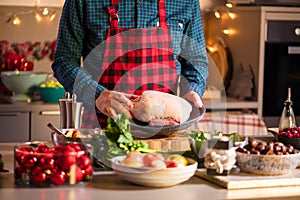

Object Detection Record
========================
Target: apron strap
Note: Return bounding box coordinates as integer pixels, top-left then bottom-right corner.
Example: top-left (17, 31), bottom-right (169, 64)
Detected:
top-left (106, 0), bottom-right (169, 29)
top-left (158, 0), bottom-right (169, 28)
top-left (106, 0), bottom-right (119, 28)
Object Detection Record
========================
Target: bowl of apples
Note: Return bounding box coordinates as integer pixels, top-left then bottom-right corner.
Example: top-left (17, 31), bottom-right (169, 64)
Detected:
top-left (111, 152), bottom-right (197, 187)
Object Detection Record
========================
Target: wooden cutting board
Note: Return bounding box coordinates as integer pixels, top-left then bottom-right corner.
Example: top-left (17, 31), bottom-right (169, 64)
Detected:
top-left (136, 132), bottom-right (190, 152)
top-left (195, 168), bottom-right (300, 190)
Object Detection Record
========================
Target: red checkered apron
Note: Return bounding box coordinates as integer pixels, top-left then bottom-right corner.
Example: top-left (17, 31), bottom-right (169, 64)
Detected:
top-left (82, 0), bottom-right (178, 128)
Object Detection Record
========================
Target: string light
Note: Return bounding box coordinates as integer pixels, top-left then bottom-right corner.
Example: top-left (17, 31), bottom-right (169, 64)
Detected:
top-left (49, 12), bottom-right (57, 21)
top-left (228, 12), bottom-right (236, 19)
top-left (35, 12), bottom-right (42, 22)
top-left (214, 11), bottom-right (221, 19)
top-left (42, 7), bottom-right (49, 16)
top-left (1, 7), bottom-right (60, 25)
top-left (225, 3), bottom-right (234, 8)
top-left (12, 15), bottom-right (21, 25)
top-left (222, 28), bottom-right (235, 36)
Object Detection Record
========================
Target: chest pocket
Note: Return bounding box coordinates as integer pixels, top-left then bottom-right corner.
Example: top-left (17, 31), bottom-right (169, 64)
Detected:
top-left (168, 20), bottom-right (184, 56)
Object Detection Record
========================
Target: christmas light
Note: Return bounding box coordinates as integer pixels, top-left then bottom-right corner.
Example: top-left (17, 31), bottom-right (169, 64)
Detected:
top-left (12, 15), bottom-right (21, 25)
top-left (228, 12), bottom-right (236, 19)
top-left (49, 12), bottom-right (56, 21)
top-left (1, 7), bottom-right (61, 26)
top-left (214, 11), bottom-right (221, 19)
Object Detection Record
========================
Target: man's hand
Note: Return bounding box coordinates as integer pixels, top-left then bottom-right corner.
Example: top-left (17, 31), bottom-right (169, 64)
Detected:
top-left (182, 91), bottom-right (203, 108)
top-left (95, 91), bottom-right (138, 119)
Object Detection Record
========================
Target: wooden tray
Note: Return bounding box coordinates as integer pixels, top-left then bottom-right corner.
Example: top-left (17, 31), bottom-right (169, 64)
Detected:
top-left (195, 168), bottom-right (300, 190)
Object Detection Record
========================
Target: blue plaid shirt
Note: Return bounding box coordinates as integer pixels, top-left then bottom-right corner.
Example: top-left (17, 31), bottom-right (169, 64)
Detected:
top-left (52, 0), bottom-right (208, 109)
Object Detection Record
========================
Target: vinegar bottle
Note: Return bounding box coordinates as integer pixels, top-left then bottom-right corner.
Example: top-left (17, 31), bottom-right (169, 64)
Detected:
top-left (279, 87), bottom-right (297, 131)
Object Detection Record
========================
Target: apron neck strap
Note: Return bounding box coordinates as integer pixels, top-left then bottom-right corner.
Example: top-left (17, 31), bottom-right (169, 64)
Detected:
top-left (106, 0), bottom-right (169, 28)
top-left (158, 0), bottom-right (168, 28)
top-left (106, 0), bottom-right (119, 28)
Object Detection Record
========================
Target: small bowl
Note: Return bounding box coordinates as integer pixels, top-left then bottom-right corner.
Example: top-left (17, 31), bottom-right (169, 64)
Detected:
top-left (14, 141), bottom-right (93, 186)
top-left (268, 129), bottom-right (300, 150)
top-left (236, 151), bottom-right (300, 176)
top-left (111, 155), bottom-right (197, 187)
top-left (37, 87), bottom-right (65, 103)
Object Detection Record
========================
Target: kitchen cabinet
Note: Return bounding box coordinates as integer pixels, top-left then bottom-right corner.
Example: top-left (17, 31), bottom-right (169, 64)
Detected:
top-left (0, 111), bottom-right (29, 142)
top-left (31, 110), bottom-right (60, 141)
top-left (0, 0), bottom-right (65, 7)
top-left (0, 103), bottom-right (60, 142)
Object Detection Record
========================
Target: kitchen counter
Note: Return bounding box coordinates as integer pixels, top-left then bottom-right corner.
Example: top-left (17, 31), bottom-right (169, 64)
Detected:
top-left (1, 143), bottom-right (300, 200)
top-left (0, 101), bottom-right (59, 112)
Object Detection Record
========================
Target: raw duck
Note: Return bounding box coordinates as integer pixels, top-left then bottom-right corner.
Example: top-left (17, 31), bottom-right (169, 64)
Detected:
top-left (130, 91), bottom-right (192, 126)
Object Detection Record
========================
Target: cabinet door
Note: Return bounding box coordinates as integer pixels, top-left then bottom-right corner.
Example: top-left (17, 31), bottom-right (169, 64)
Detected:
top-left (31, 111), bottom-right (60, 141)
top-left (0, 112), bottom-right (29, 142)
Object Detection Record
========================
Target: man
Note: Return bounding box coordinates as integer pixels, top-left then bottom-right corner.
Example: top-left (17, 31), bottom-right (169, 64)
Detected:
top-left (52, 0), bottom-right (208, 128)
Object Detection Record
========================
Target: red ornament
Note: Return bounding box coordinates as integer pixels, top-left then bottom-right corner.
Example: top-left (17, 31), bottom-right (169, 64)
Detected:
top-left (83, 165), bottom-right (93, 177)
top-left (19, 58), bottom-right (34, 71)
top-left (21, 154), bottom-right (38, 168)
top-left (68, 143), bottom-right (83, 153)
top-left (50, 169), bottom-right (66, 185)
top-left (14, 165), bottom-right (26, 180)
top-left (30, 166), bottom-right (47, 185)
top-left (36, 144), bottom-right (51, 154)
top-left (56, 145), bottom-right (77, 170)
top-left (75, 166), bottom-right (83, 183)
top-left (77, 155), bottom-right (91, 170)
top-left (15, 146), bottom-right (35, 164)
top-left (39, 155), bottom-right (55, 170)
top-left (5, 53), bottom-right (21, 71)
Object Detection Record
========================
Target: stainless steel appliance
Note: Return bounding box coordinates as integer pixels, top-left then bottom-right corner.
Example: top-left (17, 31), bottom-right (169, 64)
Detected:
top-left (263, 20), bottom-right (300, 126)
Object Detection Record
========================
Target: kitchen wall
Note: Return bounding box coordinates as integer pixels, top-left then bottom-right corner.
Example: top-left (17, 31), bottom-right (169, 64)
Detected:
top-left (0, 6), bottom-right (61, 73)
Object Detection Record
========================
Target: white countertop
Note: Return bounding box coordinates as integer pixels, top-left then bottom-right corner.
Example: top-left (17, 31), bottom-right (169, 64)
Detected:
top-left (1, 143), bottom-right (300, 200)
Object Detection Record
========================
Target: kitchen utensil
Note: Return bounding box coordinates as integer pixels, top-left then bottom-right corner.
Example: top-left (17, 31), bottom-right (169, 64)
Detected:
top-left (130, 105), bottom-right (206, 138)
top-left (59, 92), bottom-right (84, 129)
top-left (47, 122), bottom-right (65, 137)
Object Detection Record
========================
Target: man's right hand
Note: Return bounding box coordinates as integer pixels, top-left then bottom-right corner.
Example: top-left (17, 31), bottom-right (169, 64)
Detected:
top-left (95, 90), bottom-right (138, 119)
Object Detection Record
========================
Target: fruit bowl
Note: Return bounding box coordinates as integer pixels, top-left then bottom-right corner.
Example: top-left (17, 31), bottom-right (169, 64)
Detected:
top-left (37, 80), bottom-right (65, 103)
top-left (111, 154), bottom-right (197, 187)
top-left (1, 71), bottom-right (48, 102)
top-left (268, 127), bottom-right (300, 150)
top-left (14, 141), bottom-right (93, 186)
top-left (37, 87), bottom-right (65, 103)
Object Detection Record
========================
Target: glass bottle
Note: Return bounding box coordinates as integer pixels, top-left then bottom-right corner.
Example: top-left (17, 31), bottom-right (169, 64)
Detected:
top-left (279, 87), bottom-right (297, 131)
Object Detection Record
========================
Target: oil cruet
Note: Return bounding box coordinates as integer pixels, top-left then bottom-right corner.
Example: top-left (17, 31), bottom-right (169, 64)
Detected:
top-left (279, 87), bottom-right (297, 131)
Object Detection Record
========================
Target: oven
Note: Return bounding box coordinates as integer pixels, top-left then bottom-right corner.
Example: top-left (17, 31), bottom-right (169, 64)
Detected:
top-left (263, 20), bottom-right (300, 127)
